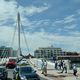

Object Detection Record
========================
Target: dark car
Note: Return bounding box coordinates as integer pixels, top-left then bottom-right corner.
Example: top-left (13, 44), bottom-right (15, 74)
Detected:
top-left (13, 66), bottom-right (40, 80)
top-left (0, 66), bottom-right (7, 80)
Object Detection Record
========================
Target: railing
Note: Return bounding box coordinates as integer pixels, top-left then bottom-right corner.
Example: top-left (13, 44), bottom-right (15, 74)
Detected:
top-left (29, 58), bottom-right (55, 70)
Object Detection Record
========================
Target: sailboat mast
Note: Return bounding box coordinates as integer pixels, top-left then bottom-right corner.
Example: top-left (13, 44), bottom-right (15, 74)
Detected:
top-left (17, 12), bottom-right (21, 56)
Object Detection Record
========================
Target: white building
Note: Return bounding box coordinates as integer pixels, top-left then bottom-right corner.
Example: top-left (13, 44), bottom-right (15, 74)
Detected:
top-left (34, 46), bottom-right (64, 59)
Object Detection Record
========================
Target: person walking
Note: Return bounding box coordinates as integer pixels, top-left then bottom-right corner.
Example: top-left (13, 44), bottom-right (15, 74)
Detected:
top-left (41, 59), bottom-right (44, 74)
top-left (60, 60), bottom-right (63, 70)
top-left (57, 61), bottom-right (60, 70)
top-left (43, 59), bottom-right (47, 76)
top-left (55, 61), bottom-right (58, 70)
top-left (72, 64), bottom-right (77, 76)
top-left (61, 61), bottom-right (67, 73)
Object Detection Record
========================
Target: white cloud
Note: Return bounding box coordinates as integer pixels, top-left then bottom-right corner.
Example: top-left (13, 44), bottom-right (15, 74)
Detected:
top-left (0, 0), bottom-right (49, 26)
top-left (64, 15), bottom-right (75, 23)
top-left (0, 0), bottom-right (50, 54)
top-left (0, 25), bottom-right (80, 55)
top-left (18, 5), bottom-right (49, 16)
top-left (52, 14), bottom-right (77, 32)
top-left (40, 34), bottom-right (80, 52)
top-left (20, 18), bottom-right (50, 31)
top-left (0, 26), bottom-right (15, 45)
top-left (69, 31), bottom-right (80, 37)
top-left (52, 15), bottom-right (75, 27)
top-left (18, 32), bottom-right (80, 53)
top-left (0, 0), bottom-right (17, 21)
top-left (64, 24), bottom-right (77, 29)
top-left (53, 20), bottom-right (64, 25)
top-left (64, 15), bottom-right (74, 20)
top-left (0, 0), bottom-right (80, 55)
top-left (25, 6), bottom-right (49, 15)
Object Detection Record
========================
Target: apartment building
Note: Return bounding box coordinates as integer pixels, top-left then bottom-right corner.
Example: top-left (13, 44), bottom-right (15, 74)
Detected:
top-left (34, 46), bottom-right (64, 59)
top-left (0, 46), bottom-right (18, 58)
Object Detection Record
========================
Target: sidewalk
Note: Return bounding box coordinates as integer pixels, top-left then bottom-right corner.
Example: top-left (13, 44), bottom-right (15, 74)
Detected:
top-left (37, 69), bottom-right (80, 80)
top-left (29, 59), bottom-right (80, 80)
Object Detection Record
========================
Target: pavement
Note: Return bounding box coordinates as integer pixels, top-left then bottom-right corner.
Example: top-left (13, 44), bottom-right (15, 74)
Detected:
top-left (30, 58), bottom-right (80, 80)
top-left (7, 69), bottom-right (14, 80)
top-left (8, 69), bottom-right (14, 79)
top-left (36, 69), bottom-right (80, 80)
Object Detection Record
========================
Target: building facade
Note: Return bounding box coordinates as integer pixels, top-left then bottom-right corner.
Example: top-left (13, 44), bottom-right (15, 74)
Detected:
top-left (12, 50), bottom-right (18, 57)
top-left (34, 46), bottom-right (65, 59)
top-left (0, 46), bottom-right (18, 58)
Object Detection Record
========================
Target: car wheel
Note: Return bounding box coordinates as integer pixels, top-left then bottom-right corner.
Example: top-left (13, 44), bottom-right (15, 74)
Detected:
top-left (5, 78), bottom-right (7, 80)
top-left (5, 76), bottom-right (7, 80)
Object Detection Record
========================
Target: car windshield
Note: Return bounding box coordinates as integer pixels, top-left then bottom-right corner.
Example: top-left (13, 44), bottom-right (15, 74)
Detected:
top-left (9, 59), bottom-right (16, 62)
top-left (0, 68), bottom-right (5, 72)
top-left (20, 67), bottom-right (34, 74)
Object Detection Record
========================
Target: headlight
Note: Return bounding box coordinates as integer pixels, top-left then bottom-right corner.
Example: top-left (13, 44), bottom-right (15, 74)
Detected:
top-left (21, 76), bottom-right (27, 80)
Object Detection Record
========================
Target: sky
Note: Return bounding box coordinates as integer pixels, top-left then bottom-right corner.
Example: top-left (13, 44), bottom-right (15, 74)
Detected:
top-left (0, 0), bottom-right (80, 55)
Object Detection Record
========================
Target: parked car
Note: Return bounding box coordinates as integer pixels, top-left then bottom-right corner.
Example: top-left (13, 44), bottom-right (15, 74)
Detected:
top-left (6, 57), bottom-right (17, 68)
top-left (17, 60), bottom-right (30, 66)
top-left (0, 66), bottom-right (7, 80)
top-left (13, 66), bottom-right (40, 80)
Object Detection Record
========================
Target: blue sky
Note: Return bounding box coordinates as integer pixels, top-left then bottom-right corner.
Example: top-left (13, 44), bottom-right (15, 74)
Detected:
top-left (0, 0), bottom-right (80, 54)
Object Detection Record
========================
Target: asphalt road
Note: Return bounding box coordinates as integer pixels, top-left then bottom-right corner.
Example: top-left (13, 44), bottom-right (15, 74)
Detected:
top-left (7, 69), bottom-right (47, 80)
top-left (7, 69), bottom-right (14, 80)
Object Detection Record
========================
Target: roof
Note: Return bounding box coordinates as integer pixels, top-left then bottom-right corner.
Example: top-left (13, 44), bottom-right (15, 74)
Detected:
top-left (25, 54), bottom-right (34, 58)
top-left (57, 55), bottom-right (80, 57)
